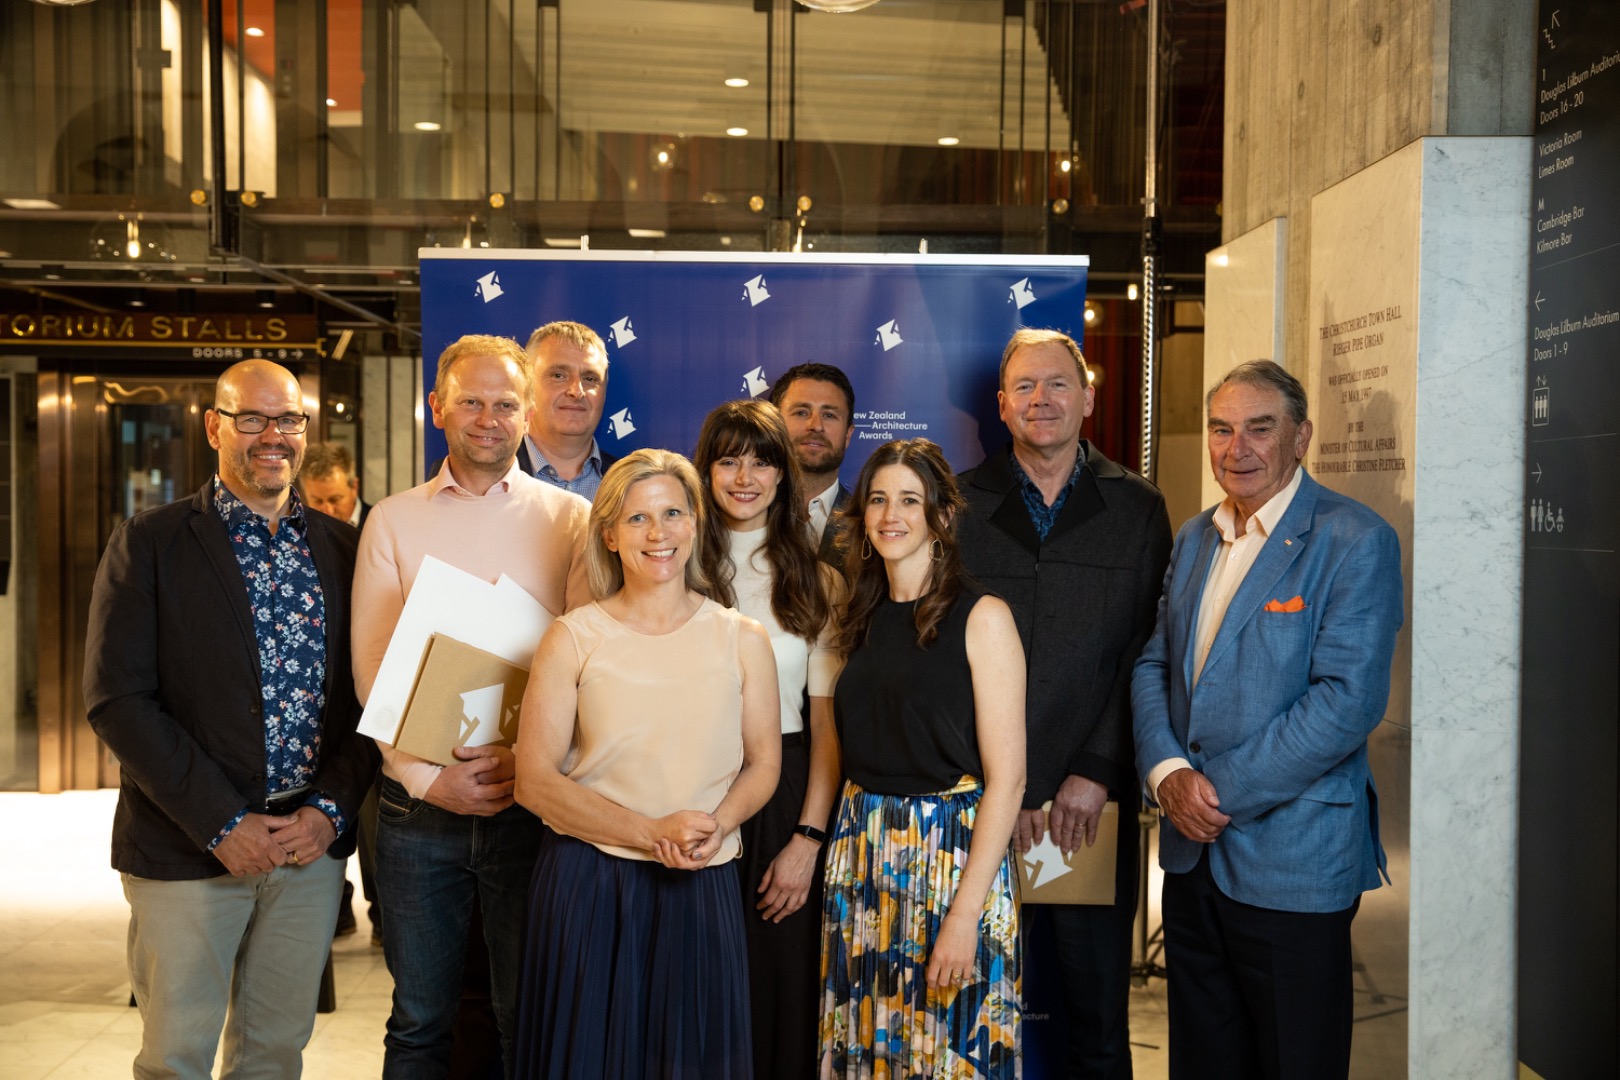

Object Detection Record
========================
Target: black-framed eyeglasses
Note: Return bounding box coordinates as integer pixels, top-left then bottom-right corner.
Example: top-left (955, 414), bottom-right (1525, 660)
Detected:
top-left (215, 409), bottom-right (310, 434)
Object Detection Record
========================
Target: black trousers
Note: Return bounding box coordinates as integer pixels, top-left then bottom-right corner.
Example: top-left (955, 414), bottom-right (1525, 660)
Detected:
top-left (736, 735), bottom-right (821, 1080)
top-left (1162, 848), bottom-right (1359, 1080)
top-left (1029, 798), bottom-right (1141, 1080)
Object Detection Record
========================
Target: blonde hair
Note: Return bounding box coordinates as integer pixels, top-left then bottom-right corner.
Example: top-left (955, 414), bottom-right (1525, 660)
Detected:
top-left (586, 449), bottom-right (711, 600)
top-left (433, 334), bottom-right (532, 401)
top-left (999, 327), bottom-right (1091, 389)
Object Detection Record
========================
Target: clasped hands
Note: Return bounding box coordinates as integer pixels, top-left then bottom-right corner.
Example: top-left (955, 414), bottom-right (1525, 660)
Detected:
top-left (1156, 767), bottom-right (1230, 842)
top-left (213, 805), bottom-right (336, 877)
top-left (651, 810), bottom-right (724, 871)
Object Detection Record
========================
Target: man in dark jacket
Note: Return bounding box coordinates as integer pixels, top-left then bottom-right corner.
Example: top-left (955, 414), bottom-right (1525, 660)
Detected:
top-left (957, 329), bottom-right (1172, 1079)
top-left (84, 359), bottom-right (375, 1078)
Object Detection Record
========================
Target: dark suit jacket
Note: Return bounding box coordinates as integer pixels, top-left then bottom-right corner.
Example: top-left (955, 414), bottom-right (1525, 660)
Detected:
top-left (957, 442), bottom-right (1172, 807)
top-left (84, 481), bottom-right (376, 880)
top-left (815, 483), bottom-right (851, 567)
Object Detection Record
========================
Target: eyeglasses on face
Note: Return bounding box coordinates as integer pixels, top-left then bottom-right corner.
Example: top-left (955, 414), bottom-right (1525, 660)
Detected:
top-left (215, 409), bottom-right (311, 434)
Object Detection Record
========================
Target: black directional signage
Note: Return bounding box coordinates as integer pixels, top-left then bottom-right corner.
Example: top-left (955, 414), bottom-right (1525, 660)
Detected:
top-left (1520, 4), bottom-right (1620, 1077)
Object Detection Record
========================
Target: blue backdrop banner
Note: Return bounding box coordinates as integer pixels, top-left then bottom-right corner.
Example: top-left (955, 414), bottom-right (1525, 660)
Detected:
top-left (419, 250), bottom-right (1089, 478)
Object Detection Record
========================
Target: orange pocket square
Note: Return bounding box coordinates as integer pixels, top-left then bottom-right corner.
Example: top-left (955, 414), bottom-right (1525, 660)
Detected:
top-left (1263, 595), bottom-right (1306, 613)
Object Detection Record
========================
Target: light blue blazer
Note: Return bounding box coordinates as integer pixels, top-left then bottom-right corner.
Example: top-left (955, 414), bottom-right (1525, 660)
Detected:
top-left (1132, 470), bottom-right (1404, 913)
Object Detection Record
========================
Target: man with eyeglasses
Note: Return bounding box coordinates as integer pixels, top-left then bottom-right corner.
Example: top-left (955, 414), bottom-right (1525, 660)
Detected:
top-left (352, 333), bottom-right (591, 1076)
top-left (84, 359), bottom-right (376, 1078)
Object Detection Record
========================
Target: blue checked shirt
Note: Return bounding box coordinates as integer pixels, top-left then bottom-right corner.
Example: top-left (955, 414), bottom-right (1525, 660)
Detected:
top-left (1010, 445), bottom-right (1086, 544)
top-left (208, 478), bottom-right (345, 848)
top-left (525, 435), bottom-right (606, 501)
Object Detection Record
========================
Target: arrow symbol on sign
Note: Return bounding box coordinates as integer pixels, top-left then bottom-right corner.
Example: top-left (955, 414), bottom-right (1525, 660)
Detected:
top-left (1534, 292), bottom-right (1545, 312)
top-left (1022, 833), bottom-right (1074, 890)
top-left (1532, 463), bottom-right (1543, 484)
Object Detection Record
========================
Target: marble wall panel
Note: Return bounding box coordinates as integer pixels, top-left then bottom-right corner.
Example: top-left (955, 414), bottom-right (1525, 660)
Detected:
top-left (1203, 217), bottom-right (1288, 508)
top-left (1306, 135), bottom-right (1527, 1080)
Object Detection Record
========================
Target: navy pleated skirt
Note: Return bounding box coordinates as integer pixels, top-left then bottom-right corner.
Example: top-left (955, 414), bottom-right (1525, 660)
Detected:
top-left (512, 827), bottom-right (753, 1080)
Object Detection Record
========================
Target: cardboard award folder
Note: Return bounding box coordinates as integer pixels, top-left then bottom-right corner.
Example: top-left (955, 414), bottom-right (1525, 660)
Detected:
top-left (393, 634), bottom-right (529, 766)
top-left (1015, 801), bottom-right (1118, 906)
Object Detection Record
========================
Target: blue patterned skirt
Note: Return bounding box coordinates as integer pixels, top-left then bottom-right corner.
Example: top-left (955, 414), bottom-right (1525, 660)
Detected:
top-left (818, 777), bottom-right (1021, 1079)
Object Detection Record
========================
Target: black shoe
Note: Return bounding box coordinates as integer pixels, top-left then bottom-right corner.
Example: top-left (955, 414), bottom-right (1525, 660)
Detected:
top-left (335, 904), bottom-right (358, 938)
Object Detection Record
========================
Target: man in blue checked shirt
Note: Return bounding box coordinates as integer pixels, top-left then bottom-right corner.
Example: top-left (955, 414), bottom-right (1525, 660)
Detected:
top-left (85, 359), bottom-right (376, 1079)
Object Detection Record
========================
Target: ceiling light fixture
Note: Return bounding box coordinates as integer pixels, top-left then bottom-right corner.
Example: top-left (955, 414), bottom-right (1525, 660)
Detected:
top-left (937, 136), bottom-right (960, 146)
top-left (245, 26), bottom-right (265, 38)
top-left (326, 97), bottom-right (337, 107)
top-left (794, 0), bottom-right (883, 12)
top-left (414, 121), bottom-right (442, 132)
top-left (726, 126), bottom-right (749, 137)
top-left (724, 77), bottom-right (749, 88)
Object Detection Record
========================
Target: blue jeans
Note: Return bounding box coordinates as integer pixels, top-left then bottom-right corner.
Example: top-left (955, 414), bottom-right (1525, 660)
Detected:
top-left (374, 776), bottom-right (541, 1079)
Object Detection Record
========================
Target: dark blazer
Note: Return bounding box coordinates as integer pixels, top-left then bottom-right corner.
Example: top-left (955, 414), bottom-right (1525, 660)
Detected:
top-left (84, 481), bottom-right (376, 880)
top-left (815, 483), bottom-right (851, 567)
top-left (1132, 470), bottom-right (1402, 912)
top-left (957, 442), bottom-right (1171, 806)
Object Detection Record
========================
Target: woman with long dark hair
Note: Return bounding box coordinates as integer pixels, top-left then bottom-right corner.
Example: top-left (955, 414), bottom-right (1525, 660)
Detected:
top-left (512, 448), bottom-right (781, 1078)
top-left (820, 438), bottom-right (1026, 1079)
top-left (693, 399), bottom-right (842, 1080)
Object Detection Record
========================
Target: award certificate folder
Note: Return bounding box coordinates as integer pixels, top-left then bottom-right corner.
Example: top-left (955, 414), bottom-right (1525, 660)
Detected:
top-left (393, 634), bottom-right (529, 766)
top-left (1015, 801), bottom-right (1118, 906)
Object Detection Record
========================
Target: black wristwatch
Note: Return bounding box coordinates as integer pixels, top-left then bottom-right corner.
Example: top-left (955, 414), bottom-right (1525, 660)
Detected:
top-left (794, 823), bottom-right (828, 845)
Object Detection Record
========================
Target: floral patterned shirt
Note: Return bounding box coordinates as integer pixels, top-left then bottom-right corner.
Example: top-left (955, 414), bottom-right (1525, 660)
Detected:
top-left (208, 477), bottom-right (345, 849)
top-left (1011, 444), bottom-right (1086, 544)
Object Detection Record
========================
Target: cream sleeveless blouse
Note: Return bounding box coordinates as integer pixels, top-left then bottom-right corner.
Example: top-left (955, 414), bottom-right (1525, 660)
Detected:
top-left (556, 597), bottom-right (747, 863)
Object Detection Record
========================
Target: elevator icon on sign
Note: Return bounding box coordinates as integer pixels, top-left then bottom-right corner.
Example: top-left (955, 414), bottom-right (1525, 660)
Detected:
top-left (1532, 386), bottom-right (1550, 427)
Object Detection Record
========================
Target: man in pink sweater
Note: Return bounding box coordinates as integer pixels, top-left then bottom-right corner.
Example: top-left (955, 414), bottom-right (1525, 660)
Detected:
top-left (351, 333), bottom-right (591, 1076)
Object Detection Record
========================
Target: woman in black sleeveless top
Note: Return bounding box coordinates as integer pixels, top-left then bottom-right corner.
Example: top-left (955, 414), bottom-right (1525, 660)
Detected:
top-left (819, 438), bottom-right (1027, 1079)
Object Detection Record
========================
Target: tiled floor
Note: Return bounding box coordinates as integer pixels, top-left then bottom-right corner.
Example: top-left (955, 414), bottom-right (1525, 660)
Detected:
top-left (0, 791), bottom-right (1176, 1079)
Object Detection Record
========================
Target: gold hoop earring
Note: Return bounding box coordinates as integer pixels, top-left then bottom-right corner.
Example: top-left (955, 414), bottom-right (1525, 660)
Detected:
top-left (861, 536), bottom-right (873, 560)
top-left (930, 538), bottom-right (944, 561)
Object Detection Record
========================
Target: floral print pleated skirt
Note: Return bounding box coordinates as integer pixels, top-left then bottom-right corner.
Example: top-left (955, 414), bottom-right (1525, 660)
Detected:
top-left (818, 776), bottom-right (1021, 1079)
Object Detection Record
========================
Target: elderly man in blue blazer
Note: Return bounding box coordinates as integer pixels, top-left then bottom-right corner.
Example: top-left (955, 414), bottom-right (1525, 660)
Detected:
top-left (1132, 360), bottom-right (1403, 1080)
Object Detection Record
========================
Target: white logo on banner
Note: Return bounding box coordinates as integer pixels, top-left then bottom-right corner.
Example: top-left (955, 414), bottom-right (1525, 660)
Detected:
top-left (610, 316), bottom-right (637, 348)
top-left (741, 366), bottom-right (769, 397)
top-left (1010, 277), bottom-right (1036, 309)
top-left (1022, 833), bottom-right (1075, 890)
top-left (475, 271), bottom-right (504, 303)
top-left (608, 407), bottom-right (637, 439)
top-left (459, 685), bottom-right (513, 747)
top-left (875, 319), bottom-right (903, 351)
top-left (742, 274), bottom-right (771, 306)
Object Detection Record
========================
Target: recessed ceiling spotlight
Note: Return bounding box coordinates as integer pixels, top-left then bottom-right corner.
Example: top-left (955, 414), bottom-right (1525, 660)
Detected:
top-left (937, 136), bottom-right (960, 147)
top-left (1127, 283), bottom-right (1140, 301)
top-left (245, 27), bottom-right (265, 38)
top-left (726, 127), bottom-right (749, 137)
top-left (1059, 158), bottom-right (1072, 173)
top-left (326, 97), bottom-right (337, 107)
top-left (414, 121), bottom-right (442, 132)
top-left (724, 77), bottom-right (749, 88)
